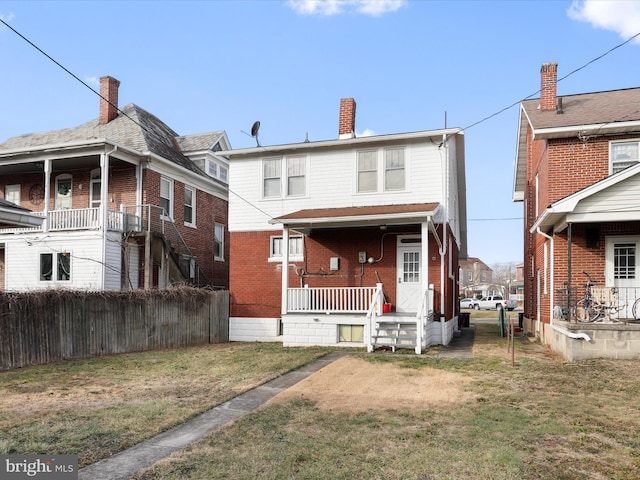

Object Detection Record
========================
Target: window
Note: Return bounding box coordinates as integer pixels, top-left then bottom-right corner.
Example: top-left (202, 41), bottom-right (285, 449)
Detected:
top-left (160, 177), bottom-right (173, 218)
top-left (614, 243), bottom-right (636, 279)
top-left (214, 223), bottom-right (225, 260)
top-left (55, 174), bottom-right (72, 210)
top-left (287, 156), bottom-right (306, 196)
top-left (384, 147), bottom-right (405, 190)
top-left (611, 141), bottom-right (640, 174)
top-left (339, 325), bottom-right (363, 343)
top-left (90, 169), bottom-right (101, 208)
top-left (184, 186), bottom-right (195, 226)
top-left (270, 235), bottom-right (303, 261)
top-left (40, 252), bottom-right (71, 282)
top-left (263, 158), bottom-right (281, 198)
top-left (358, 148), bottom-right (406, 193)
top-left (357, 150), bottom-right (377, 193)
top-left (219, 166), bottom-right (228, 183)
top-left (208, 162), bottom-right (217, 178)
top-left (5, 184), bottom-right (20, 205)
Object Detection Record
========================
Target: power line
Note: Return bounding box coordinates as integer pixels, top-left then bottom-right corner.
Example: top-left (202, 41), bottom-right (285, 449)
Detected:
top-left (463, 30), bottom-right (640, 132)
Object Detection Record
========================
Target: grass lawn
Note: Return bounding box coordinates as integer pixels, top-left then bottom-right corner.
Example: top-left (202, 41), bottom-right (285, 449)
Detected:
top-left (3, 324), bottom-right (640, 479)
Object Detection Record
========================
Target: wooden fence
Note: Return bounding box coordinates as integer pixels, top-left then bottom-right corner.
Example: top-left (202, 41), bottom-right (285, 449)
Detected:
top-left (0, 288), bottom-right (229, 370)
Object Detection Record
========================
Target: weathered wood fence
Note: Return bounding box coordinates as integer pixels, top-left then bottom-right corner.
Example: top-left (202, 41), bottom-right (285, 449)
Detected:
top-left (0, 288), bottom-right (229, 370)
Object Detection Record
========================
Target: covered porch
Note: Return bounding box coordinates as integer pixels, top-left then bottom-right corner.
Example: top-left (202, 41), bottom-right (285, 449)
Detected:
top-left (270, 203), bottom-right (458, 352)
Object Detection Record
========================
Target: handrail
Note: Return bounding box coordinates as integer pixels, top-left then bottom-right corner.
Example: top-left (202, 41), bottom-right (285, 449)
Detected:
top-left (366, 283), bottom-right (384, 353)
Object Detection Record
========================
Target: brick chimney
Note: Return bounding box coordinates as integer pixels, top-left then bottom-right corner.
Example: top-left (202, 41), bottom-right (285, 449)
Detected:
top-left (99, 76), bottom-right (120, 124)
top-left (540, 62), bottom-right (558, 112)
top-left (338, 98), bottom-right (356, 139)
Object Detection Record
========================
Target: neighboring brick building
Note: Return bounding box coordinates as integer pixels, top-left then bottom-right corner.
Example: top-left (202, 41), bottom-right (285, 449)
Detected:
top-left (513, 62), bottom-right (640, 360)
top-left (0, 76), bottom-right (230, 291)
top-left (220, 98), bottom-right (467, 353)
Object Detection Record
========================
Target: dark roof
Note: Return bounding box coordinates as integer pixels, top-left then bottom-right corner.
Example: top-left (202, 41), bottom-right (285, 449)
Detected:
top-left (0, 198), bottom-right (31, 212)
top-left (522, 87), bottom-right (640, 131)
top-left (0, 104), bottom-right (215, 177)
top-left (274, 203), bottom-right (440, 221)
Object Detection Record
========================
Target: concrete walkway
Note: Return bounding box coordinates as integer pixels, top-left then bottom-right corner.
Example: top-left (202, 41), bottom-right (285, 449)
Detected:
top-left (79, 328), bottom-right (475, 480)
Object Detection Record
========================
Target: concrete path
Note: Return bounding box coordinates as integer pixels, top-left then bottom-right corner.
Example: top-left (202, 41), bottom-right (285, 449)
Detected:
top-left (78, 329), bottom-right (476, 479)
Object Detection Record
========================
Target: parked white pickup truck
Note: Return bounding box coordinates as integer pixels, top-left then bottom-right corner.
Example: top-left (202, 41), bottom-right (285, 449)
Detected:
top-left (475, 295), bottom-right (516, 311)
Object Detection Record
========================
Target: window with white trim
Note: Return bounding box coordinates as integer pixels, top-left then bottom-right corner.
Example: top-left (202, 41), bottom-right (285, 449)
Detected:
top-left (160, 177), bottom-right (173, 219)
top-left (269, 235), bottom-right (304, 262)
top-left (338, 324), bottom-right (363, 343)
top-left (184, 186), bottom-right (195, 227)
top-left (40, 252), bottom-right (71, 281)
top-left (611, 140), bottom-right (640, 174)
top-left (357, 150), bottom-right (377, 193)
top-left (287, 156), bottom-right (306, 196)
top-left (214, 223), bottom-right (225, 261)
top-left (384, 147), bottom-right (405, 190)
top-left (614, 243), bottom-right (636, 279)
top-left (263, 158), bottom-right (281, 198)
top-left (5, 184), bottom-right (20, 205)
top-left (357, 147), bottom-right (406, 193)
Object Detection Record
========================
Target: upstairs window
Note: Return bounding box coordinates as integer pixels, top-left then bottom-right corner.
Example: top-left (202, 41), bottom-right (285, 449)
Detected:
top-left (287, 156), bottom-right (306, 196)
top-left (384, 147), bottom-right (405, 190)
top-left (611, 141), bottom-right (639, 174)
top-left (184, 186), bottom-right (195, 226)
top-left (357, 147), bottom-right (406, 193)
top-left (263, 158), bottom-right (281, 198)
top-left (160, 177), bottom-right (173, 219)
top-left (214, 223), bottom-right (225, 261)
top-left (5, 184), bottom-right (20, 205)
top-left (357, 150), bottom-right (377, 193)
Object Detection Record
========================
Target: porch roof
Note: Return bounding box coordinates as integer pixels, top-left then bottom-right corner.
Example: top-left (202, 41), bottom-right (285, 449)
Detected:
top-left (269, 203), bottom-right (440, 232)
top-left (531, 163), bottom-right (640, 234)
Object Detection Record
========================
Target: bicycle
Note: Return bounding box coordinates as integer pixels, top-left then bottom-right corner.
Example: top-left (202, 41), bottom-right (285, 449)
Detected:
top-left (576, 272), bottom-right (601, 323)
top-left (576, 272), bottom-right (626, 323)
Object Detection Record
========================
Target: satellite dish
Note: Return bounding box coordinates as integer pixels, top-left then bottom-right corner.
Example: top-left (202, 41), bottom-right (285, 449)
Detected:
top-left (251, 121), bottom-right (261, 147)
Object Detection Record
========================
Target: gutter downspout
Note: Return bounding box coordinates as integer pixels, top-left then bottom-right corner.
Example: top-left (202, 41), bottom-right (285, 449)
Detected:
top-left (537, 227), bottom-right (591, 342)
top-left (439, 134), bottom-right (449, 346)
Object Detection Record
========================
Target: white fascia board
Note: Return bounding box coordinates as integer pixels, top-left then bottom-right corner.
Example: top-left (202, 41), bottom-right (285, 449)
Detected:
top-left (218, 128), bottom-right (464, 158)
top-left (142, 151), bottom-right (228, 199)
top-left (0, 139), bottom-right (141, 160)
top-left (532, 120), bottom-right (640, 140)
top-left (269, 210), bottom-right (438, 228)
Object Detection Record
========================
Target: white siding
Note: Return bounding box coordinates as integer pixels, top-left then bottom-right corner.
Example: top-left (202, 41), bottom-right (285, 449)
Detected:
top-left (573, 173), bottom-right (640, 222)
top-left (104, 231), bottom-right (123, 291)
top-left (4, 231), bottom-right (106, 291)
top-left (229, 140), bottom-right (445, 232)
top-left (229, 317), bottom-right (281, 342)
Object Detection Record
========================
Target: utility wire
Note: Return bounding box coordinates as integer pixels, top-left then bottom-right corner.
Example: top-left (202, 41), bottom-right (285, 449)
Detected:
top-left (2, 17), bottom-right (639, 224)
top-left (463, 30), bottom-right (640, 131)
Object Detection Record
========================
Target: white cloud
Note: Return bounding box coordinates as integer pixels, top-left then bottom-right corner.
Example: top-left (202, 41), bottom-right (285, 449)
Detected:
top-left (287, 0), bottom-right (407, 17)
top-left (85, 76), bottom-right (100, 87)
top-left (0, 12), bottom-right (15, 22)
top-left (568, 0), bottom-right (640, 43)
top-left (357, 128), bottom-right (376, 137)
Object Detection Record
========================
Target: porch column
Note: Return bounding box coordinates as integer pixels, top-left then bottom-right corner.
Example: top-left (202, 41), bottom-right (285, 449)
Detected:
top-left (421, 221), bottom-right (430, 309)
top-left (100, 148), bottom-right (112, 290)
top-left (281, 227), bottom-right (290, 315)
top-left (42, 159), bottom-right (51, 232)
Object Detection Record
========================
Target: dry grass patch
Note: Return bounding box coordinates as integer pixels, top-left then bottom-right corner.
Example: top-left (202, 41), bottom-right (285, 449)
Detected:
top-left (271, 356), bottom-right (476, 413)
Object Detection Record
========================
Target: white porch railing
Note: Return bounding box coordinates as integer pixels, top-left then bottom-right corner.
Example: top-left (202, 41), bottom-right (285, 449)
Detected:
top-left (0, 208), bottom-right (126, 233)
top-left (287, 285), bottom-right (378, 313)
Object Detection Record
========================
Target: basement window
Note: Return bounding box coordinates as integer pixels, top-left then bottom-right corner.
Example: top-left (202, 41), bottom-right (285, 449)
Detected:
top-left (338, 325), bottom-right (363, 343)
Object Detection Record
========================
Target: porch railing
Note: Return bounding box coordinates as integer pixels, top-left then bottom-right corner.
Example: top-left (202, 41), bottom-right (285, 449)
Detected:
top-left (0, 208), bottom-right (126, 234)
top-left (287, 286), bottom-right (378, 313)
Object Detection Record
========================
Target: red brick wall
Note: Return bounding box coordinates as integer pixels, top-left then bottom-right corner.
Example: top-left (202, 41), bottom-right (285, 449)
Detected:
top-left (230, 225), bottom-right (459, 320)
top-left (524, 132), bottom-right (640, 323)
top-left (142, 169), bottom-right (229, 288)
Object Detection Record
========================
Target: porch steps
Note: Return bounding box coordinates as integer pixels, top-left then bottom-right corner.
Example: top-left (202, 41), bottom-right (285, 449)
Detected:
top-left (371, 318), bottom-right (418, 352)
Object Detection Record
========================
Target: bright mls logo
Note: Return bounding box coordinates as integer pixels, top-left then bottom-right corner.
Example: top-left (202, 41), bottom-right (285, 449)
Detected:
top-left (1, 455), bottom-right (78, 479)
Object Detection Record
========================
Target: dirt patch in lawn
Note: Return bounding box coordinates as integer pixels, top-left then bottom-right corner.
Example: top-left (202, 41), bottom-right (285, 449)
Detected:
top-left (269, 356), bottom-right (475, 413)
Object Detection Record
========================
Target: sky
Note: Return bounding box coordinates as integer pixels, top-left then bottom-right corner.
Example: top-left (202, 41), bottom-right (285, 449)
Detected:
top-left (1, 0), bottom-right (639, 268)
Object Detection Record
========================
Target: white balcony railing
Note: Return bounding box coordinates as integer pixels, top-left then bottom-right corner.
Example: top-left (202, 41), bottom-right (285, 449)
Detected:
top-left (0, 208), bottom-right (127, 234)
top-left (287, 286), bottom-right (378, 313)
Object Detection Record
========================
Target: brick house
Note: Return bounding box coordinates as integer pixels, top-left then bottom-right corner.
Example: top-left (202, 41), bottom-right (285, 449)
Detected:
top-left (458, 257), bottom-right (493, 298)
top-left (514, 62), bottom-right (640, 360)
top-left (0, 76), bottom-right (230, 291)
top-left (220, 98), bottom-right (467, 353)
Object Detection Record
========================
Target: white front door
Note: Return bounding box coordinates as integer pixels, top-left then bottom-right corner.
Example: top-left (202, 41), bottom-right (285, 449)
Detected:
top-left (396, 242), bottom-right (421, 313)
top-left (606, 236), bottom-right (640, 319)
